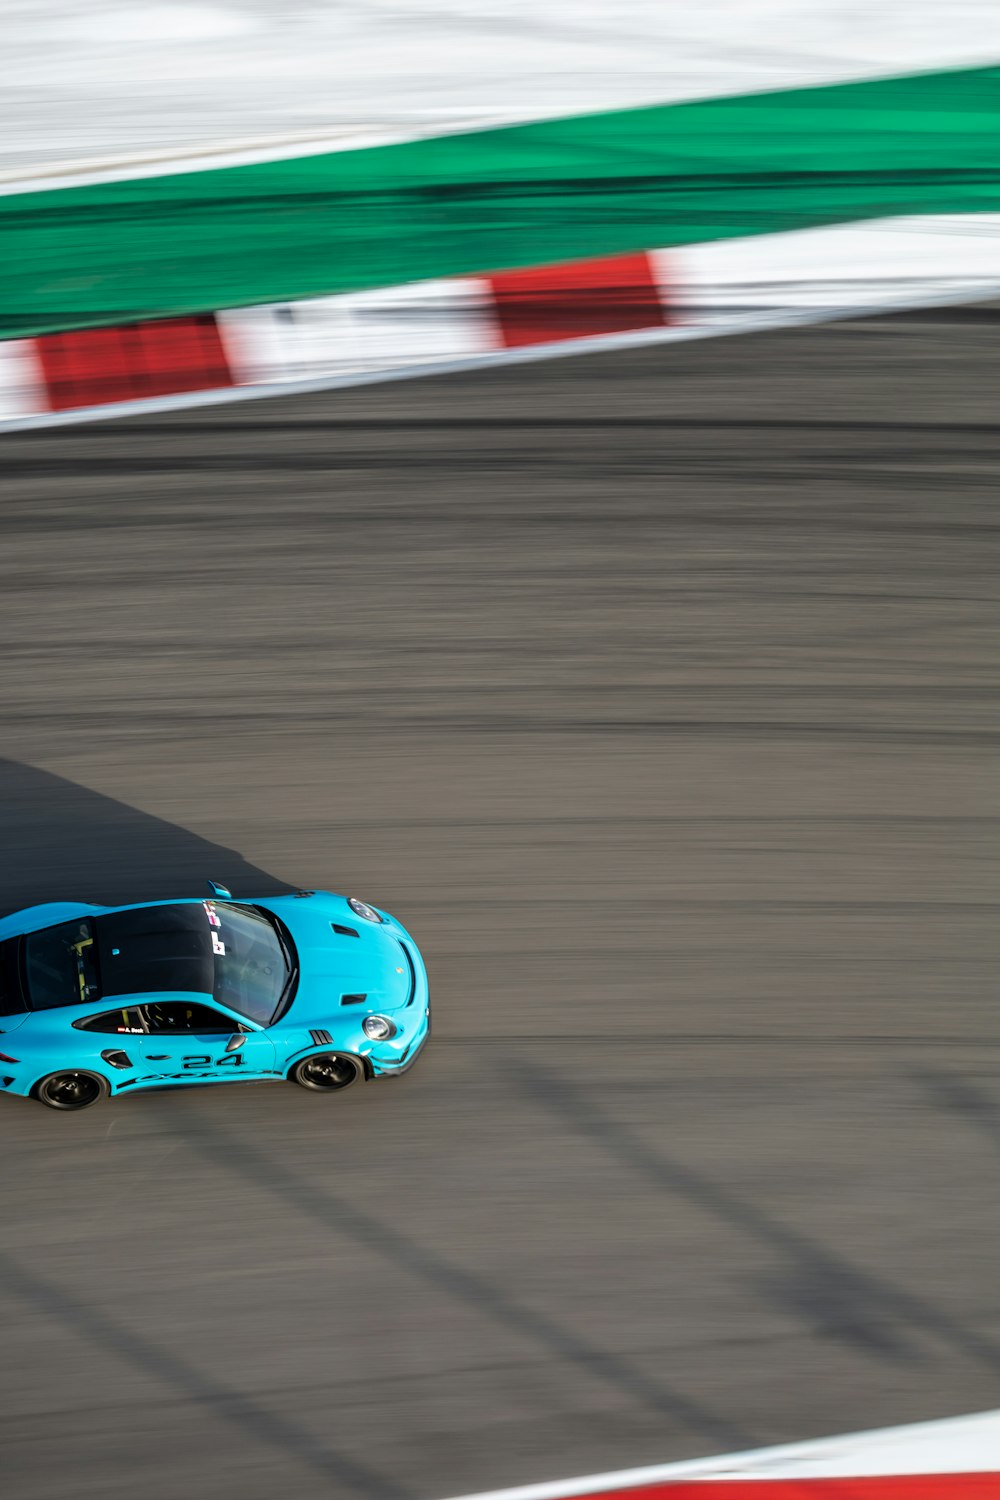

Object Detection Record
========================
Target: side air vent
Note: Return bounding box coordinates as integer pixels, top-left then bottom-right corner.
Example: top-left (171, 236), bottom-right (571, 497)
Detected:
top-left (332, 924), bottom-right (360, 938)
top-left (397, 941), bottom-right (417, 1005)
top-left (309, 1029), bottom-right (332, 1047)
top-left (0, 1076), bottom-right (13, 1087)
top-left (101, 1049), bottom-right (132, 1070)
top-left (341, 993), bottom-right (366, 1006)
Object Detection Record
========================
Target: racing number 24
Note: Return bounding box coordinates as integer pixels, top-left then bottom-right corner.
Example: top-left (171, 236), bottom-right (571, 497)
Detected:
top-left (181, 1054), bottom-right (246, 1069)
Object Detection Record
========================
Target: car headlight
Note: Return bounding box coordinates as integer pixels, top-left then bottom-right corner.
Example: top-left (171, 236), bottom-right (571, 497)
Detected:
top-left (362, 1015), bottom-right (396, 1041)
top-left (348, 897), bottom-right (383, 923)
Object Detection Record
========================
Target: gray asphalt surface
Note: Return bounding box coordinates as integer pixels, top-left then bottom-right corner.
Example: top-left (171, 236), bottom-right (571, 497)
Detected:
top-left (1, 308), bottom-right (999, 1500)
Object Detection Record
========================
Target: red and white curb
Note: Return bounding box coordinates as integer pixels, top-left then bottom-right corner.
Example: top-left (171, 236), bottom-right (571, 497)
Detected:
top-left (442, 1410), bottom-right (1000, 1500)
top-left (1, 214), bottom-right (998, 431)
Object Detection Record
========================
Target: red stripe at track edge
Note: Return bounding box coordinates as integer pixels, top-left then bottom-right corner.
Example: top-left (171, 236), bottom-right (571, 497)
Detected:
top-left (35, 314), bottom-right (233, 412)
top-left (488, 252), bottom-right (668, 348)
top-left (545, 1477), bottom-right (1000, 1499)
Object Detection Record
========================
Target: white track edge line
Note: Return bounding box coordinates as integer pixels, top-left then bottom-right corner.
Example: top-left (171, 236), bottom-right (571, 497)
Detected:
top-left (2, 280), bottom-right (998, 436)
top-left (438, 1409), bottom-right (1000, 1500)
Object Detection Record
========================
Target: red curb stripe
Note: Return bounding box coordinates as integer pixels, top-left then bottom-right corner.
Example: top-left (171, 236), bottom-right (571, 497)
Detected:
top-left (36, 314), bottom-right (233, 412)
top-left (488, 251), bottom-right (667, 348)
top-left (548, 1477), bottom-right (1000, 1499)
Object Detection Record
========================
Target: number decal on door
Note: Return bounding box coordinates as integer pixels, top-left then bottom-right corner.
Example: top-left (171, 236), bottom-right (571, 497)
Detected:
top-left (181, 1054), bottom-right (246, 1070)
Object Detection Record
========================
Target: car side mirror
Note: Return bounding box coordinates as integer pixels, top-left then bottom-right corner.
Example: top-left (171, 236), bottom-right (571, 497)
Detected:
top-left (207, 880), bottom-right (233, 898)
top-left (225, 1033), bottom-right (245, 1052)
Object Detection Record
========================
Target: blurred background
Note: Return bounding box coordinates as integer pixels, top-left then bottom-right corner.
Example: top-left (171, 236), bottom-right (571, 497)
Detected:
top-left (5, 0), bottom-right (1000, 179)
top-left (1, 6), bottom-right (999, 1500)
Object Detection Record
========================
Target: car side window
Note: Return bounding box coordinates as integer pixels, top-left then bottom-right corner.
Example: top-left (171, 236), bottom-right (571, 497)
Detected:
top-left (76, 1007), bottom-right (147, 1035)
top-left (140, 1001), bottom-right (234, 1034)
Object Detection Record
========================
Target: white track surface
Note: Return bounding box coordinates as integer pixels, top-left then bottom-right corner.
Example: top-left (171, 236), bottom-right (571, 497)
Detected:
top-left (443, 1410), bottom-right (1000, 1499)
top-left (3, 2), bottom-right (1000, 185)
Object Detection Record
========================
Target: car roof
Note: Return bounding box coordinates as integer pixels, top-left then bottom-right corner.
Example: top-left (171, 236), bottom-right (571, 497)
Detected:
top-left (96, 904), bottom-right (217, 999)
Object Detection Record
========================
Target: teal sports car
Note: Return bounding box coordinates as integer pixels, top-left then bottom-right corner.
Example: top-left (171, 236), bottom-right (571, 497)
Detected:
top-left (0, 883), bottom-right (429, 1110)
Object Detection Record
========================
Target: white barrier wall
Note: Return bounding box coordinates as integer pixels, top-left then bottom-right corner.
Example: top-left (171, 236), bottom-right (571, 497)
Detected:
top-left (4, 2), bottom-right (1000, 183)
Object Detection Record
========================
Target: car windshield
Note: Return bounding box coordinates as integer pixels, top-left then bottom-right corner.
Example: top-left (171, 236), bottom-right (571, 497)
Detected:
top-left (209, 902), bottom-right (293, 1025)
top-left (79, 901), bottom-right (295, 1026)
top-left (24, 919), bottom-right (101, 1010)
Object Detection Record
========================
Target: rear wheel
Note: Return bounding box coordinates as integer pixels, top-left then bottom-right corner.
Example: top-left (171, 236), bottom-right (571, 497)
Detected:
top-left (290, 1053), bottom-right (364, 1093)
top-left (35, 1070), bottom-right (108, 1111)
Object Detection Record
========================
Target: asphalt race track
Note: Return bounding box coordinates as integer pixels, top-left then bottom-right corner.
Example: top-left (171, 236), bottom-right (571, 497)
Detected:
top-left (1, 308), bottom-right (998, 1500)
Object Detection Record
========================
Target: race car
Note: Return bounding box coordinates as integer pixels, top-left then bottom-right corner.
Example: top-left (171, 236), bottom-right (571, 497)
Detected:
top-left (0, 883), bottom-right (429, 1109)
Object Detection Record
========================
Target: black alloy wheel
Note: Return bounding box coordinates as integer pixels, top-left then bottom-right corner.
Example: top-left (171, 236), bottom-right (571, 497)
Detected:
top-left (291, 1053), bottom-right (364, 1092)
top-left (36, 1070), bottom-right (108, 1111)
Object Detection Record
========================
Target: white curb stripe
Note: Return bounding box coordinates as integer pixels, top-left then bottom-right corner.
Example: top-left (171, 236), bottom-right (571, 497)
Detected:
top-left (218, 276), bottom-right (500, 386)
top-left (1, 277), bottom-right (999, 437)
top-left (668, 214), bottom-right (1000, 323)
top-left (439, 1410), bottom-right (1000, 1500)
top-left (0, 339), bottom-right (46, 422)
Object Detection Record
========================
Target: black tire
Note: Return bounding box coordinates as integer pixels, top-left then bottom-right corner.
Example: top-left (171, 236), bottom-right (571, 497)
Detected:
top-left (290, 1052), bottom-right (364, 1093)
top-left (35, 1070), bottom-right (109, 1111)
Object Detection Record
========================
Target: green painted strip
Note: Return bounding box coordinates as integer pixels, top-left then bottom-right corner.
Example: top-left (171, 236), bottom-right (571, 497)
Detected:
top-left (2, 65), bottom-right (999, 340)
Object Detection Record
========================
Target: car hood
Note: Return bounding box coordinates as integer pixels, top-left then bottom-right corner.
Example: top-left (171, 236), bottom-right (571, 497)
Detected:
top-left (262, 895), bottom-right (415, 1020)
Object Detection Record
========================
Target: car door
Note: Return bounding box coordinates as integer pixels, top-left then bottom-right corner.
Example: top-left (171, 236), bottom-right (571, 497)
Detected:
top-left (72, 1004), bottom-right (152, 1091)
top-left (131, 999), bottom-right (276, 1086)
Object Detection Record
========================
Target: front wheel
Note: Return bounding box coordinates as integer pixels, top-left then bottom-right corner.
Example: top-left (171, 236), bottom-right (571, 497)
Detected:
top-left (290, 1053), bottom-right (364, 1093)
top-left (35, 1070), bottom-right (109, 1111)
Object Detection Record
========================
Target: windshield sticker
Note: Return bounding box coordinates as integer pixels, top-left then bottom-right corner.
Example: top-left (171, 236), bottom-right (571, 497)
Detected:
top-left (211, 932), bottom-right (226, 956)
top-left (203, 902), bottom-right (222, 928)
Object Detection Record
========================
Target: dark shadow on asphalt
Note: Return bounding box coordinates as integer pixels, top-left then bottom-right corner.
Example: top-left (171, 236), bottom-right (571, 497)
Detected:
top-left (0, 757), bottom-right (293, 915)
top-left (912, 1069), bottom-right (1000, 1159)
top-left (0, 1249), bottom-right (407, 1499)
top-left (172, 1099), bottom-right (753, 1454)
top-left (510, 1058), bottom-right (1000, 1375)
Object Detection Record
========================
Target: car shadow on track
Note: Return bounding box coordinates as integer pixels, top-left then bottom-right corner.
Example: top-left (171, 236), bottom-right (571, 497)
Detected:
top-left (0, 756), bottom-right (293, 916)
